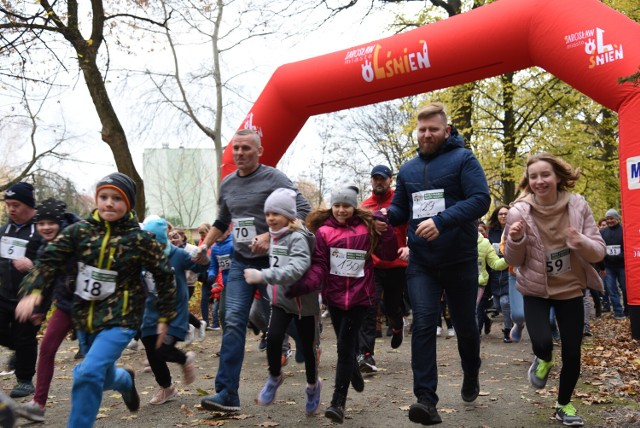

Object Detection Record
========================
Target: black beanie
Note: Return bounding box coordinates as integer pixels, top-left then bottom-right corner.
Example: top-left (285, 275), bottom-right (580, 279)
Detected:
top-left (95, 172), bottom-right (137, 211)
top-left (3, 182), bottom-right (36, 208)
top-left (34, 198), bottom-right (67, 225)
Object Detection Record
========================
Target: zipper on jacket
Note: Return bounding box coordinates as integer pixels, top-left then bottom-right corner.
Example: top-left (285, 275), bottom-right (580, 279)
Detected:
top-left (88, 218), bottom-right (112, 333)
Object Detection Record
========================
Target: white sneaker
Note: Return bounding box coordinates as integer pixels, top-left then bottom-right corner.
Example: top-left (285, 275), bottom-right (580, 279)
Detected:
top-left (436, 326), bottom-right (443, 337)
top-left (197, 320), bottom-right (207, 341)
top-left (184, 325), bottom-right (195, 346)
top-left (149, 384), bottom-right (178, 405)
top-left (126, 339), bottom-right (140, 351)
top-left (447, 328), bottom-right (456, 338)
top-left (321, 309), bottom-right (329, 318)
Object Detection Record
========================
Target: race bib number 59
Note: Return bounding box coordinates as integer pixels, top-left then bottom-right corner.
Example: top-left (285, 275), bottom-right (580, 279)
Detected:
top-left (546, 248), bottom-right (571, 276)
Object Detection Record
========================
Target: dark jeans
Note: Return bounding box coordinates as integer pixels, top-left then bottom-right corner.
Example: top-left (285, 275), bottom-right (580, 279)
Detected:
top-left (266, 306), bottom-right (318, 384)
top-left (524, 295), bottom-right (583, 405)
top-left (329, 305), bottom-right (366, 398)
top-left (0, 301), bottom-right (38, 382)
top-left (201, 282), bottom-right (213, 325)
top-left (406, 259), bottom-right (480, 406)
top-left (358, 267), bottom-right (406, 356)
top-left (141, 335), bottom-right (187, 388)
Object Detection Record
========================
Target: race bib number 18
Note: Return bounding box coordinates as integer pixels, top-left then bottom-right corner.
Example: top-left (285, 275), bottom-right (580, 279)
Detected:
top-left (75, 262), bottom-right (117, 301)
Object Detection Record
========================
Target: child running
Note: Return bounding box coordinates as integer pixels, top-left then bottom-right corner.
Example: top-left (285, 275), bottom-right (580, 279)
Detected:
top-left (286, 185), bottom-right (397, 423)
top-left (16, 172), bottom-right (176, 427)
top-left (18, 199), bottom-right (81, 423)
top-left (243, 188), bottom-right (320, 414)
top-left (504, 153), bottom-right (605, 426)
top-left (140, 216), bottom-right (209, 405)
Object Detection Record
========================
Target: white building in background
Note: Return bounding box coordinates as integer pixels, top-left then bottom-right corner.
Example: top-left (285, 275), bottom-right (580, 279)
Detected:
top-left (143, 145), bottom-right (218, 229)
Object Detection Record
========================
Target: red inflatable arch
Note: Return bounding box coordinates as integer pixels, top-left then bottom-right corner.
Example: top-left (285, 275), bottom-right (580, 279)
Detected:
top-left (223, 0), bottom-right (640, 336)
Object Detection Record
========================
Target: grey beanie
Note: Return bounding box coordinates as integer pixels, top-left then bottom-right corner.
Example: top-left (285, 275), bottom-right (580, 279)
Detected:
top-left (331, 186), bottom-right (359, 208)
top-left (264, 188), bottom-right (297, 219)
top-left (605, 208), bottom-right (620, 220)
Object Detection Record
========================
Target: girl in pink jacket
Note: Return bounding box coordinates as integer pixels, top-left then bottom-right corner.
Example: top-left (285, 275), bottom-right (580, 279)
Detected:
top-left (504, 153), bottom-right (605, 427)
top-left (286, 185), bottom-right (397, 424)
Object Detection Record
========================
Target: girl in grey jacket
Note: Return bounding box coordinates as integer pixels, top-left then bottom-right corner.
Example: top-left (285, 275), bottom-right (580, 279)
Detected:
top-left (243, 188), bottom-right (321, 415)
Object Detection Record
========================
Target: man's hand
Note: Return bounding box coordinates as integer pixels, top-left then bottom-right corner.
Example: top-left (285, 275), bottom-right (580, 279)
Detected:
top-left (244, 268), bottom-right (264, 284)
top-left (249, 232), bottom-right (270, 254)
top-left (398, 246), bottom-right (410, 262)
top-left (15, 294), bottom-right (42, 323)
top-left (155, 322), bottom-right (168, 349)
top-left (194, 245), bottom-right (209, 264)
top-left (374, 220), bottom-right (388, 235)
top-left (12, 257), bottom-right (33, 272)
top-left (415, 218), bottom-right (440, 242)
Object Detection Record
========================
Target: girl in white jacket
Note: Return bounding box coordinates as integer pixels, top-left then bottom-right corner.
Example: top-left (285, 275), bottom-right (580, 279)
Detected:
top-left (504, 153), bottom-right (605, 427)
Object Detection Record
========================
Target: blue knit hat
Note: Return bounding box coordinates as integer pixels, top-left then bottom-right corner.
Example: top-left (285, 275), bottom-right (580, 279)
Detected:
top-left (143, 216), bottom-right (170, 256)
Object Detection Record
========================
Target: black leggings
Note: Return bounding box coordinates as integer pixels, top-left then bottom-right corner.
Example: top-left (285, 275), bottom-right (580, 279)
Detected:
top-left (141, 335), bottom-right (188, 388)
top-left (266, 306), bottom-right (318, 385)
top-left (329, 305), bottom-right (366, 398)
top-left (523, 295), bottom-right (583, 405)
top-left (187, 287), bottom-right (200, 328)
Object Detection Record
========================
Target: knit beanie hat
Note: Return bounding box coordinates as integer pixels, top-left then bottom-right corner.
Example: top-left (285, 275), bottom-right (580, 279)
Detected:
top-left (264, 188), bottom-right (297, 219)
top-left (605, 208), bottom-right (620, 220)
top-left (95, 172), bottom-right (137, 211)
top-left (3, 182), bottom-right (36, 208)
top-left (331, 186), bottom-right (359, 208)
top-left (143, 216), bottom-right (170, 256)
top-left (34, 198), bottom-right (67, 225)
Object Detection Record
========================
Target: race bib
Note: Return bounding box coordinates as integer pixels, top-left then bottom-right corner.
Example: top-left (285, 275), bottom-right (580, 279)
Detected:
top-left (75, 262), bottom-right (117, 301)
top-left (546, 248), bottom-right (571, 276)
top-left (217, 254), bottom-right (231, 271)
top-left (412, 189), bottom-right (445, 219)
top-left (270, 245), bottom-right (291, 269)
top-left (329, 248), bottom-right (366, 278)
top-left (233, 218), bottom-right (257, 243)
top-left (142, 271), bottom-right (157, 294)
top-left (492, 243), bottom-right (501, 254)
top-left (0, 236), bottom-right (27, 260)
top-left (606, 245), bottom-right (621, 256)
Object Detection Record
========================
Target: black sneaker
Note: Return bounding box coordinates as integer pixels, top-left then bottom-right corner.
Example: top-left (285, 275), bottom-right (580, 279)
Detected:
top-left (359, 354), bottom-right (378, 374)
top-left (391, 328), bottom-right (404, 349)
top-left (461, 374), bottom-right (479, 402)
top-left (351, 365), bottom-right (364, 392)
top-left (9, 381), bottom-right (34, 398)
top-left (325, 404), bottom-right (344, 423)
top-left (121, 367), bottom-right (140, 411)
top-left (408, 397), bottom-right (442, 425)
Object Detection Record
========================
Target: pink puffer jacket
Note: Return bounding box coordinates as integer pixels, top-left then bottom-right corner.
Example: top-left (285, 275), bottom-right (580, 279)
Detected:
top-left (504, 193), bottom-right (605, 298)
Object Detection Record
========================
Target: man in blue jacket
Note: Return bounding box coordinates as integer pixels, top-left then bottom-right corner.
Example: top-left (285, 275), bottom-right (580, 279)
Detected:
top-left (385, 103), bottom-right (490, 425)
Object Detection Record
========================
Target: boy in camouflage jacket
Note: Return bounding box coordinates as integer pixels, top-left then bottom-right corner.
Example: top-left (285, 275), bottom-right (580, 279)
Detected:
top-left (16, 172), bottom-right (176, 427)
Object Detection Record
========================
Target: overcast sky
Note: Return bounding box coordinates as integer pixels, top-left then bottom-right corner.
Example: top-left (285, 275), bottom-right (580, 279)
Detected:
top-left (2, 2), bottom-right (425, 194)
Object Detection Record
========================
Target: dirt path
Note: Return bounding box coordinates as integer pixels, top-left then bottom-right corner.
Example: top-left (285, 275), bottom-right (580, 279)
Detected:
top-left (0, 316), bottom-right (633, 427)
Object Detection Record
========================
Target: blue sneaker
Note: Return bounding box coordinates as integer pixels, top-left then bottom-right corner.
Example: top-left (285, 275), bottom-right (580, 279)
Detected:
top-left (305, 379), bottom-right (322, 415)
top-left (201, 391), bottom-right (240, 412)
top-left (257, 375), bottom-right (284, 405)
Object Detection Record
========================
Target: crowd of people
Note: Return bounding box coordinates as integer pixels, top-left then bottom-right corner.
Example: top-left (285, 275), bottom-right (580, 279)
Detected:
top-left (0, 102), bottom-right (627, 427)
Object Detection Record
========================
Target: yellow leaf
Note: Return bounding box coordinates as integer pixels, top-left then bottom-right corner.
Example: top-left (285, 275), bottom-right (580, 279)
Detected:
top-left (86, 39), bottom-right (93, 46)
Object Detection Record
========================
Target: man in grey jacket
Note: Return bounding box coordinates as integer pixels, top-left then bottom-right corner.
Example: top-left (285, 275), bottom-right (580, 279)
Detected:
top-left (198, 129), bottom-right (311, 412)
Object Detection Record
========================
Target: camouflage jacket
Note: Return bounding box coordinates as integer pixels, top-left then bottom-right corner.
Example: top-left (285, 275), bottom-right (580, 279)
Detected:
top-left (20, 210), bottom-right (176, 333)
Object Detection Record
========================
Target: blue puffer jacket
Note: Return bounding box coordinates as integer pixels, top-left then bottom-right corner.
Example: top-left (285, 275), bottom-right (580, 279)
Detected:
top-left (141, 244), bottom-right (208, 340)
top-left (388, 127), bottom-right (490, 268)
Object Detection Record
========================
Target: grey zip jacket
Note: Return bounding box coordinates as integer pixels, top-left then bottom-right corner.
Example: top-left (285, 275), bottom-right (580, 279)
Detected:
top-left (261, 223), bottom-right (319, 317)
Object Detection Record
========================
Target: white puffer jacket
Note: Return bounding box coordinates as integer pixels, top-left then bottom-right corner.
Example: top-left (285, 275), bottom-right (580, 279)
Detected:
top-left (504, 193), bottom-right (605, 298)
